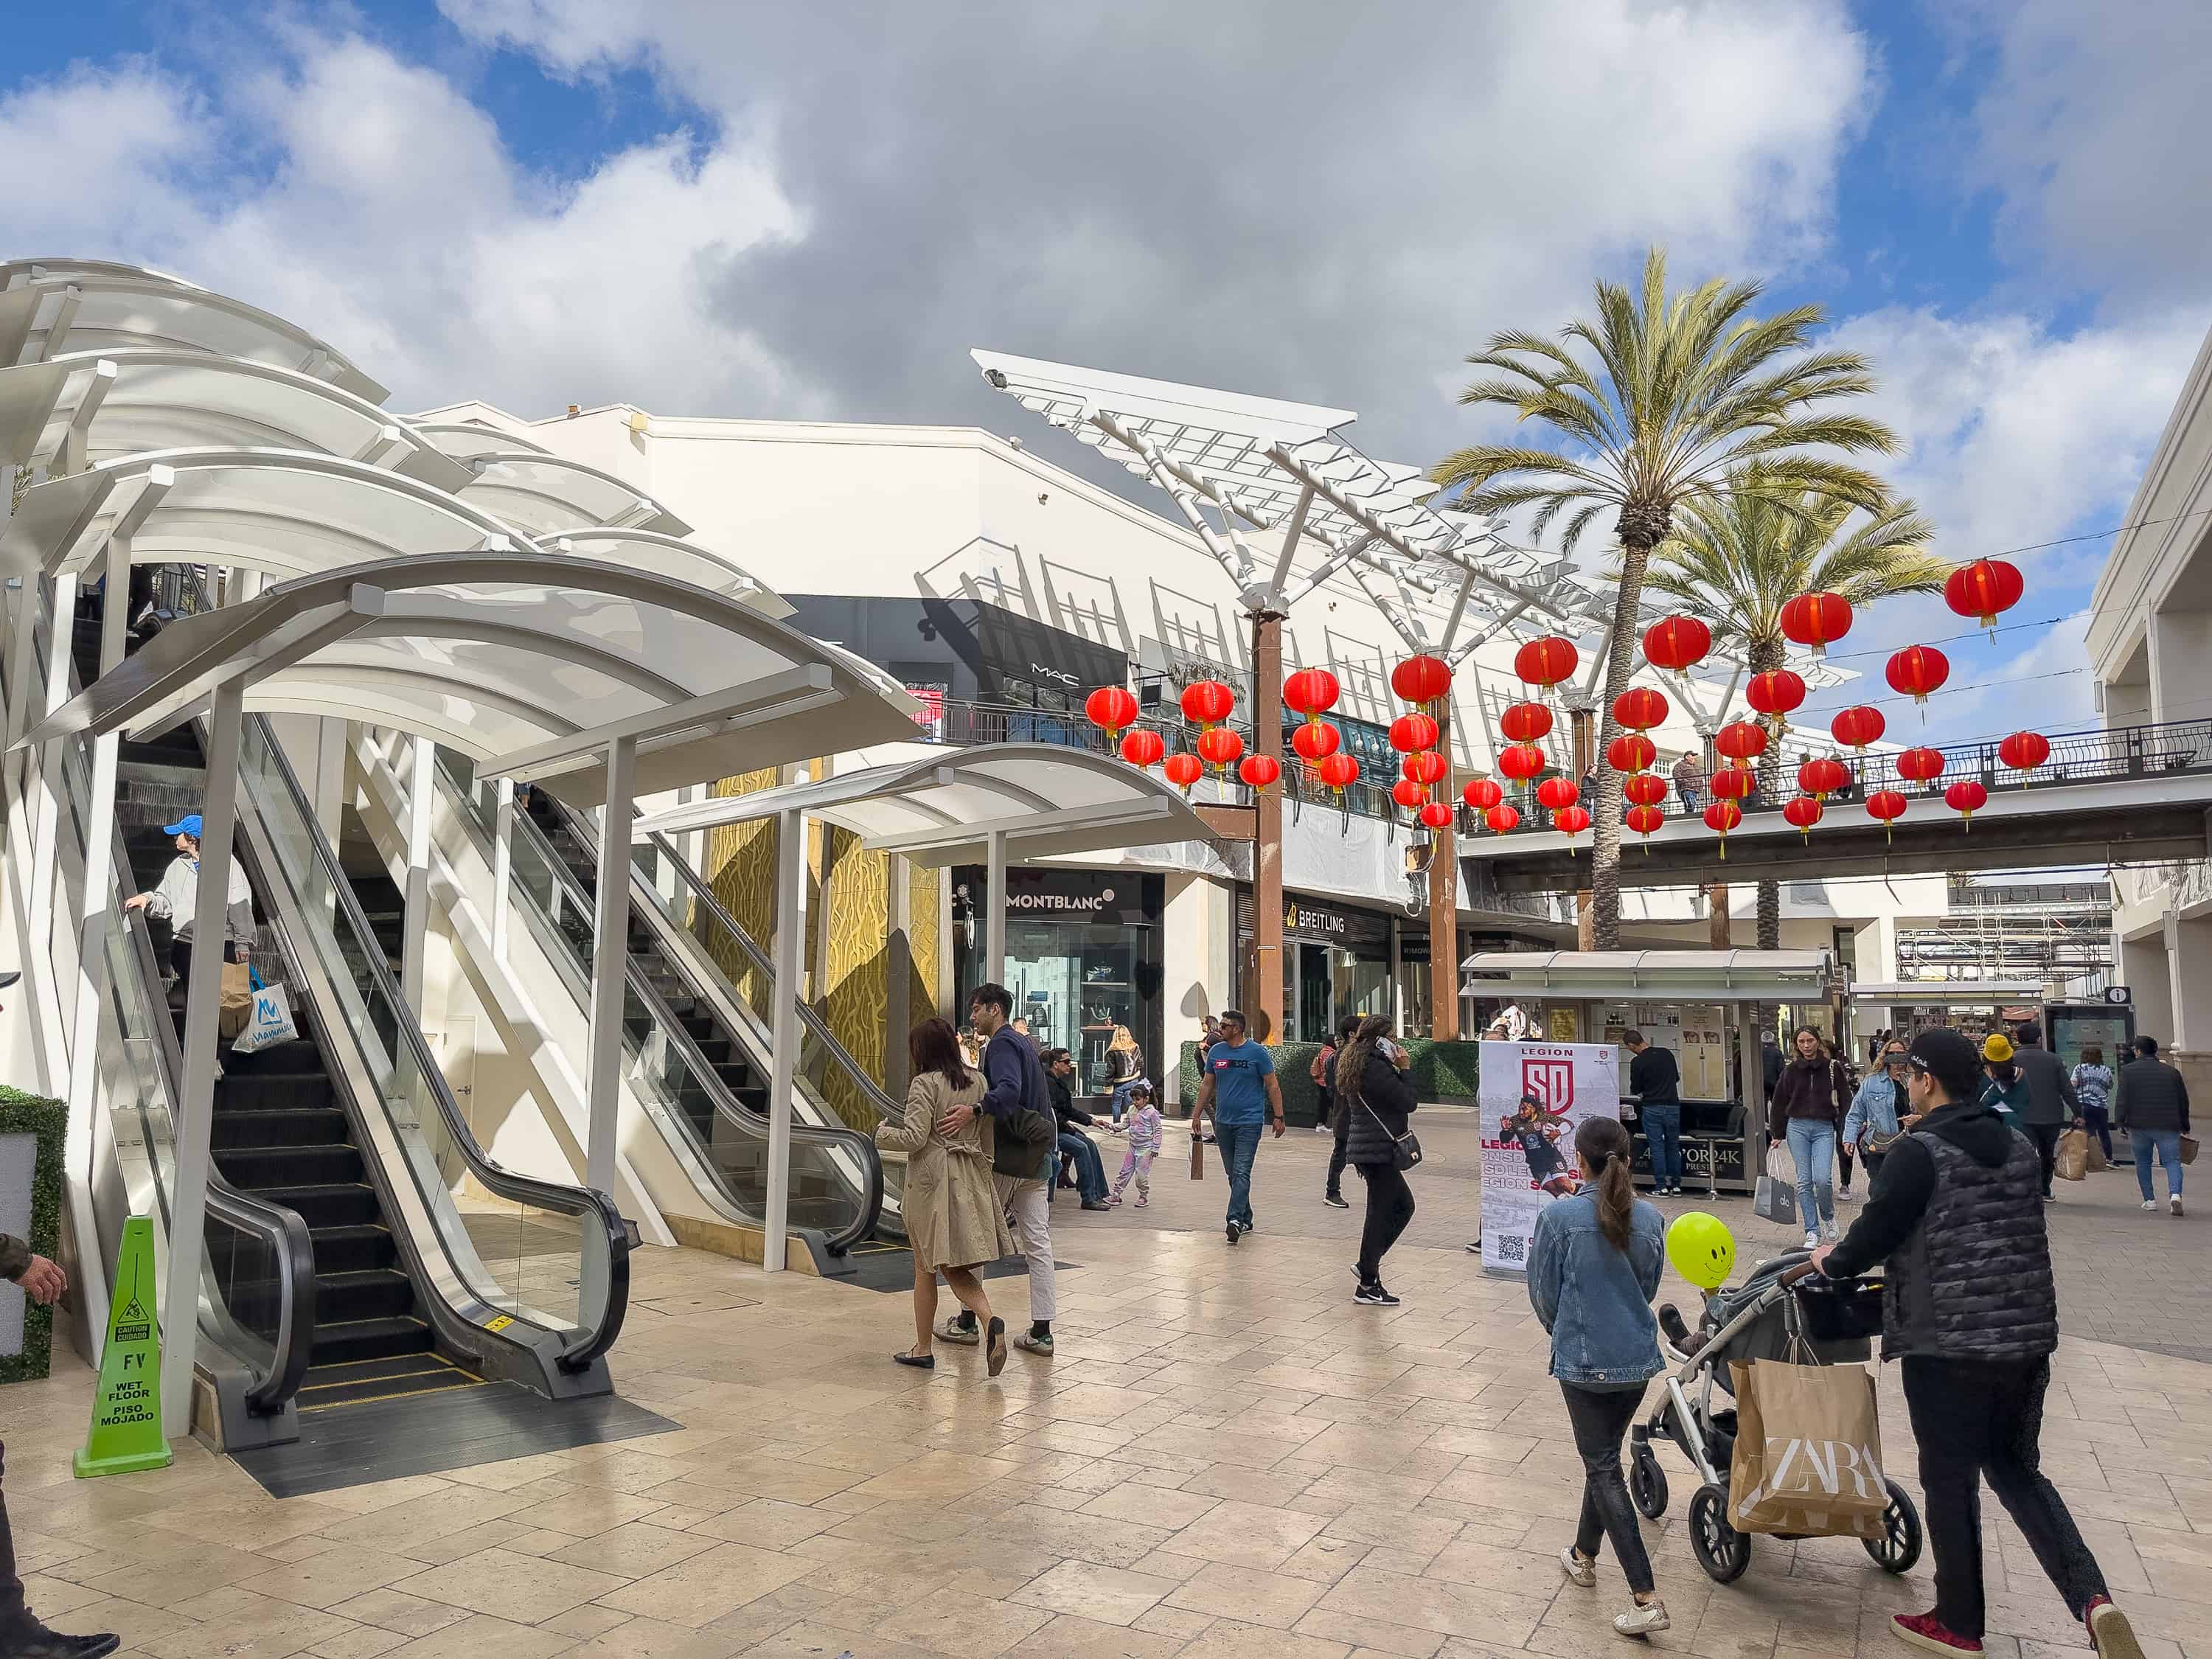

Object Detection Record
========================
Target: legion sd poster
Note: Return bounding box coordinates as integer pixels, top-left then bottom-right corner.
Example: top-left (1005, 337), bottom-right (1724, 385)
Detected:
top-left (1478, 1040), bottom-right (1619, 1276)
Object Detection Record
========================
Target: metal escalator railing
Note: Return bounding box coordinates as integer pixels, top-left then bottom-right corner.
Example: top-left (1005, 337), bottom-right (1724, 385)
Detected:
top-left (420, 748), bottom-right (885, 1254)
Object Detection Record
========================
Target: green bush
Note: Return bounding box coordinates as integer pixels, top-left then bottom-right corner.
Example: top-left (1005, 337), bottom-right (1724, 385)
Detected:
top-left (0, 1086), bottom-right (66, 1385)
top-left (1180, 1037), bottom-right (1482, 1126)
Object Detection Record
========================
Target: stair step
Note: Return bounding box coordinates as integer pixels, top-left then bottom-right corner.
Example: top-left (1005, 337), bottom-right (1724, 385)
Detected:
top-left (213, 1071), bottom-right (335, 1113)
top-left (315, 1267), bottom-right (416, 1323)
top-left (211, 1107), bottom-right (350, 1150)
top-left (312, 1313), bottom-right (435, 1366)
top-left (251, 1182), bottom-right (383, 1228)
top-left (309, 1222), bottom-right (400, 1274)
top-left (216, 1143), bottom-right (365, 1189)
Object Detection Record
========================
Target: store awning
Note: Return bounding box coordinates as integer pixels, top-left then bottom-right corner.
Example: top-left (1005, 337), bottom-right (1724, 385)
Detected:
top-left (1461, 948), bottom-right (1837, 1005)
top-left (636, 742), bottom-right (1217, 866)
top-left (1848, 981), bottom-right (2046, 1004)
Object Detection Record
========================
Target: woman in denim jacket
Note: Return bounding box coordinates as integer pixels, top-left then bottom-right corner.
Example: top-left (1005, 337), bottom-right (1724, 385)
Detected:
top-left (1526, 1116), bottom-right (1670, 1638)
top-left (1843, 1037), bottom-right (1909, 1190)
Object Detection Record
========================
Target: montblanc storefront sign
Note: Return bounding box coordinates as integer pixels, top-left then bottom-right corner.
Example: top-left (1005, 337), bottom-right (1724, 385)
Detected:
top-left (1008, 887), bottom-right (1113, 913)
top-left (1001, 868), bottom-right (1149, 925)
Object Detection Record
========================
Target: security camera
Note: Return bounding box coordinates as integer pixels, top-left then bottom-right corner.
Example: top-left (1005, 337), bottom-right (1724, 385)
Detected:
top-left (1037, 492), bottom-right (1050, 505)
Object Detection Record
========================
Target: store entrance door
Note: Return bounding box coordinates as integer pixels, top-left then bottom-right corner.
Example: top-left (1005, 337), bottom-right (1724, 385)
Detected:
top-left (1298, 943), bottom-right (1332, 1043)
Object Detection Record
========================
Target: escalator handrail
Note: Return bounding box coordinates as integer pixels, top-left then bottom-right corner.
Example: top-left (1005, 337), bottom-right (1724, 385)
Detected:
top-left (237, 717), bottom-right (631, 1369)
top-left (441, 761), bottom-right (883, 1253)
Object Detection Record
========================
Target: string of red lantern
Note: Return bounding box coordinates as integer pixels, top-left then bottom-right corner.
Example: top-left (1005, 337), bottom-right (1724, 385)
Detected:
top-left (1419, 801), bottom-right (1454, 830)
top-left (1119, 728), bottom-right (1164, 768)
top-left (1797, 757), bottom-right (1846, 800)
top-left (1085, 686), bottom-right (1137, 738)
top-left (1624, 773), bottom-right (1669, 808)
top-left (1945, 558), bottom-right (2023, 633)
top-left (1895, 746), bottom-right (1945, 785)
top-left (1391, 779), bottom-right (1429, 810)
top-left (1163, 754), bottom-right (1202, 793)
top-left (1867, 788), bottom-right (1908, 843)
top-left (1496, 743), bottom-right (1546, 782)
top-left (1626, 803), bottom-right (1666, 849)
top-left (1292, 722), bottom-right (1340, 762)
top-left (1554, 804), bottom-right (1592, 848)
top-left (1945, 779), bottom-right (1987, 831)
top-left (1710, 766), bottom-right (1756, 804)
top-left (1485, 803), bottom-right (1521, 834)
top-left (1783, 795), bottom-right (1823, 844)
top-left (1462, 778), bottom-right (1503, 813)
top-left (1779, 591), bottom-right (1852, 656)
top-left (1535, 776), bottom-right (1579, 814)
top-left (1607, 732), bottom-right (1656, 774)
top-left (1998, 730), bottom-right (2050, 786)
top-left (1196, 727), bottom-right (1244, 773)
top-left (1499, 702), bottom-right (1553, 744)
top-left (1392, 654), bottom-right (1453, 706)
top-left (1714, 720), bottom-right (1767, 762)
top-left (1514, 637), bottom-right (1579, 689)
top-left (1402, 750), bottom-right (1447, 787)
top-left (1238, 753), bottom-right (1280, 792)
top-left (1315, 753), bottom-right (1359, 796)
top-left (1388, 712), bottom-right (1439, 753)
top-left (1831, 705), bottom-right (1885, 752)
top-left (1745, 669), bottom-right (1806, 731)
top-left (1642, 615), bottom-right (1711, 672)
top-left (1885, 645), bottom-right (1950, 709)
top-left (1179, 678), bottom-right (1234, 728)
top-left (1613, 686), bottom-right (1669, 731)
top-left (1283, 667), bottom-right (1340, 726)
top-left (1704, 800), bottom-right (1742, 858)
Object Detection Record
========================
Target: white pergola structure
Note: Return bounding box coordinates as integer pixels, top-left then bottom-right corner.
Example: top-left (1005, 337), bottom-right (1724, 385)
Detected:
top-left (972, 349), bottom-right (1614, 1040)
top-left (640, 743), bottom-right (1216, 1265)
top-left (452, 450), bottom-right (691, 540)
top-left (18, 552), bottom-right (924, 1428)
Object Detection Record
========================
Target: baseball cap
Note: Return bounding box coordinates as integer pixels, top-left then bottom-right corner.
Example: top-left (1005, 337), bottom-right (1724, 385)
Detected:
top-left (1980, 1033), bottom-right (2014, 1064)
top-left (161, 813), bottom-right (204, 838)
top-left (1907, 1026), bottom-right (1982, 1101)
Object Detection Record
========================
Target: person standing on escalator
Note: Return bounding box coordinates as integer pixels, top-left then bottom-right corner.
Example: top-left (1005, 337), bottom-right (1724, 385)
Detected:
top-left (122, 813), bottom-right (251, 995)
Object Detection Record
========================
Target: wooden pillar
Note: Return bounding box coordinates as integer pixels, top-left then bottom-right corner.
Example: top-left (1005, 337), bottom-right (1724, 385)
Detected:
top-left (1571, 705), bottom-right (1596, 950)
top-left (1251, 611), bottom-right (1285, 1045)
top-left (1429, 694), bottom-right (1458, 1040)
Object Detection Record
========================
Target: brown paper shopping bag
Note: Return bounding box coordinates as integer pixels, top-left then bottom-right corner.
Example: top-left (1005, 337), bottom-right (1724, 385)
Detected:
top-left (2053, 1128), bottom-right (2092, 1182)
top-left (1727, 1359), bottom-right (1890, 1538)
top-left (218, 959), bottom-right (256, 1040)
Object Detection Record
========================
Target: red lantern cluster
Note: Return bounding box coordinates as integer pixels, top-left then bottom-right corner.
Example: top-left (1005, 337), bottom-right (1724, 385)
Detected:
top-left (1607, 732), bottom-right (1656, 774)
top-left (1514, 636), bottom-right (1579, 689)
top-left (1626, 803), bottom-right (1666, 844)
top-left (1613, 686), bottom-right (1669, 732)
top-left (1886, 645), bottom-right (1949, 707)
top-left (1485, 802), bottom-right (1521, 835)
top-left (1179, 678), bottom-right (1234, 727)
top-left (1624, 773), bottom-right (1669, 808)
top-left (1945, 558), bottom-right (2023, 632)
top-left (1418, 801), bottom-right (1454, 830)
top-left (1315, 753), bottom-right (1359, 796)
top-left (1391, 654), bottom-right (1453, 705)
top-left (1391, 778), bottom-right (1429, 811)
top-left (1710, 766), bottom-right (1756, 804)
top-left (1085, 685), bottom-right (1137, 738)
top-left (1704, 800), bottom-right (1742, 857)
top-left (1780, 591), bottom-right (1852, 656)
top-left (1831, 705), bottom-right (1885, 753)
top-left (1554, 804), bottom-right (1592, 845)
top-left (1642, 615), bottom-right (1711, 672)
top-left (1535, 776), bottom-right (1580, 814)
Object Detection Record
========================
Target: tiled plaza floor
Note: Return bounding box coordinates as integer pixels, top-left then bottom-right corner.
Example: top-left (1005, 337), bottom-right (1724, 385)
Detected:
top-left (7, 1110), bottom-right (2208, 1658)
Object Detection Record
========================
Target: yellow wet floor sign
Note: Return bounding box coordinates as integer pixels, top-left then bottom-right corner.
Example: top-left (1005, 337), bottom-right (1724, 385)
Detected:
top-left (74, 1216), bottom-right (173, 1478)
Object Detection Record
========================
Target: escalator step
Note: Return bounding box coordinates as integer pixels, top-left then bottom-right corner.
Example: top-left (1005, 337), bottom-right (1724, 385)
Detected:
top-left (297, 1351), bottom-right (484, 1412)
top-left (215, 1038), bottom-right (326, 1075)
top-left (216, 1143), bottom-right (365, 1189)
top-left (314, 1268), bottom-right (417, 1323)
top-left (252, 1182), bottom-right (383, 1228)
top-left (310, 1223), bottom-right (400, 1274)
top-left (212, 1107), bottom-right (350, 1150)
top-left (214, 1073), bottom-right (337, 1113)
top-left (312, 1313), bottom-right (436, 1367)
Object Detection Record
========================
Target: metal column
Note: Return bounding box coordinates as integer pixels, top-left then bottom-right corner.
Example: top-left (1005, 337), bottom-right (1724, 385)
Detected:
top-left (400, 736), bottom-right (434, 1013)
top-left (763, 806), bottom-right (804, 1272)
top-left (1251, 611), bottom-right (1285, 1043)
top-left (491, 778), bottom-right (514, 963)
top-left (1427, 689), bottom-right (1458, 1040)
top-left (27, 573), bottom-right (79, 958)
top-left (984, 827), bottom-right (1007, 987)
top-left (584, 736), bottom-right (638, 1200)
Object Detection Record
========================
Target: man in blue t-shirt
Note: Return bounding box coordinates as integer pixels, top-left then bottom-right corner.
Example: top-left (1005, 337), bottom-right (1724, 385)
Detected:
top-left (1194, 1009), bottom-right (1285, 1245)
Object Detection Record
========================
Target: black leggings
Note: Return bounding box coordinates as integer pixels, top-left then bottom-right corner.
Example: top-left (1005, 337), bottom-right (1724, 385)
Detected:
top-left (1354, 1162), bottom-right (1414, 1283)
top-left (170, 936), bottom-right (238, 998)
top-left (1838, 1143), bottom-right (1855, 1189)
top-left (1560, 1382), bottom-right (1655, 1593)
top-left (1326, 1098), bottom-right (1349, 1198)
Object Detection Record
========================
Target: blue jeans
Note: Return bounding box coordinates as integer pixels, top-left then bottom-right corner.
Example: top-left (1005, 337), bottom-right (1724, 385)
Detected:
top-left (1216, 1121), bottom-right (1262, 1229)
top-left (1785, 1118), bottom-right (1837, 1228)
top-left (1109, 1080), bottom-right (1136, 1124)
top-left (1057, 1131), bottom-right (1107, 1203)
top-left (2133, 1128), bottom-right (2184, 1200)
top-left (1642, 1104), bottom-right (1683, 1191)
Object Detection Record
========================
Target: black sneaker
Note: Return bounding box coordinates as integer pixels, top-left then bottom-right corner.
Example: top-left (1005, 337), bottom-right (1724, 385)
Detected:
top-left (1464, 1237), bottom-right (1481, 1253)
top-left (1354, 1281), bottom-right (1400, 1306)
top-left (1323, 1192), bottom-right (1350, 1209)
top-left (4, 1632), bottom-right (121, 1659)
top-left (1226, 1221), bottom-right (1240, 1245)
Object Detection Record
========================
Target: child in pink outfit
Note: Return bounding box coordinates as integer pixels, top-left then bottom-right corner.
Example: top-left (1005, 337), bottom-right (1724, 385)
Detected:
top-left (1110, 1086), bottom-right (1162, 1207)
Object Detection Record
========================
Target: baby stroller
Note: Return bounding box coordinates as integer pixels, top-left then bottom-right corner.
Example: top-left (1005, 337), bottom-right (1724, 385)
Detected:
top-left (1630, 1249), bottom-right (1923, 1584)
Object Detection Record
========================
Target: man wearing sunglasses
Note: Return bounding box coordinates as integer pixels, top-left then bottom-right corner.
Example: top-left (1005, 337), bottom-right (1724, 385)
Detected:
top-left (1812, 1026), bottom-right (2140, 1658)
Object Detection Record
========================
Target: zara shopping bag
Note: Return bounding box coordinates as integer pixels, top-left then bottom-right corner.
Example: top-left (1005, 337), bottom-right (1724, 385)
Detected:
top-left (1727, 1357), bottom-right (1891, 1537)
top-left (231, 970), bottom-right (299, 1057)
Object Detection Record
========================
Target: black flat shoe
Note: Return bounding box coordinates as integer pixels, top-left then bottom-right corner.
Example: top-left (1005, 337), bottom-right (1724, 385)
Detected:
top-left (986, 1317), bottom-right (1008, 1377)
top-left (893, 1351), bottom-right (935, 1368)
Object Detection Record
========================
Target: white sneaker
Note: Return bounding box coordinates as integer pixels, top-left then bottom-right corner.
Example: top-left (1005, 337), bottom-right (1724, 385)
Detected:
top-left (1613, 1600), bottom-right (1670, 1636)
top-left (1837, 1185), bottom-right (1857, 1204)
top-left (1820, 1220), bottom-right (1840, 1245)
top-left (1802, 1230), bottom-right (1820, 1251)
top-left (1559, 1547), bottom-right (1596, 1588)
top-left (2172, 1194), bottom-right (2185, 1217)
top-left (2143, 1199), bottom-right (2159, 1211)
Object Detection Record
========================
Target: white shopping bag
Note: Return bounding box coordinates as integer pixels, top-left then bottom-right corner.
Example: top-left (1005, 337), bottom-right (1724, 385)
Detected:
top-left (231, 974), bottom-right (299, 1056)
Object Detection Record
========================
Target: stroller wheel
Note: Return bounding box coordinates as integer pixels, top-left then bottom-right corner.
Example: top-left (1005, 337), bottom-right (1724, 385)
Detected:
top-left (1863, 1478), bottom-right (1924, 1574)
top-left (1630, 1441), bottom-right (1669, 1520)
top-left (1688, 1482), bottom-right (1751, 1583)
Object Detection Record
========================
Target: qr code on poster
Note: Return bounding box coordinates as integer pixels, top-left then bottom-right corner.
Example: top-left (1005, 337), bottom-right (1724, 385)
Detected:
top-left (1499, 1234), bottom-right (1526, 1263)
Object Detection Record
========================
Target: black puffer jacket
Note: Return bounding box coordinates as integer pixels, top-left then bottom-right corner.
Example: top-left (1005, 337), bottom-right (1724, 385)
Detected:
top-left (1343, 1051), bottom-right (1418, 1167)
top-left (2115, 1054), bottom-right (2191, 1133)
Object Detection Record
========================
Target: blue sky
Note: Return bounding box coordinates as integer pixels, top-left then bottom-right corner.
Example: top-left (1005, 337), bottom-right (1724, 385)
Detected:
top-left (7, 1), bottom-right (2208, 745)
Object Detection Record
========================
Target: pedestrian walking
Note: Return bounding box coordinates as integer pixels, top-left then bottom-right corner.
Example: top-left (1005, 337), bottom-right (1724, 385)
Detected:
top-left (1321, 1012), bottom-right (1360, 1208)
top-left (935, 983), bottom-right (1059, 1355)
top-left (2070, 1045), bottom-right (2115, 1164)
top-left (122, 811), bottom-right (252, 993)
top-left (1843, 1037), bottom-right (1910, 1190)
top-left (2115, 1034), bottom-right (2189, 1217)
top-left (1761, 1029), bottom-right (1784, 1103)
top-left (1624, 1029), bottom-right (1683, 1194)
top-left (1107, 1083), bottom-right (1161, 1206)
top-left (1980, 1034), bottom-right (2030, 1131)
top-left (1528, 1116), bottom-right (1671, 1639)
top-left (1672, 750), bottom-right (1704, 813)
top-left (2010, 1022), bottom-right (2079, 1201)
top-left (1339, 1015), bottom-right (1418, 1304)
top-left (877, 1019), bottom-right (1012, 1373)
top-left (1812, 1026), bottom-right (2145, 1659)
top-left (1192, 1008), bottom-right (1285, 1245)
top-left (1043, 1047), bottom-right (1110, 1210)
top-left (1767, 1026), bottom-right (1848, 1248)
top-left (1103, 1025), bottom-right (1144, 1128)
top-left (1308, 1029), bottom-right (1338, 1136)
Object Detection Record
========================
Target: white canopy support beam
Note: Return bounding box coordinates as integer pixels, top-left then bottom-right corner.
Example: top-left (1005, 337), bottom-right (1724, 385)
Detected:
top-left (584, 734), bottom-right (638, 1200)
top-left (400, 734), bottom-right (434, 1013)
top-left (762, 806), bottom-right (803, 1272)
top-left (984, 827), bottom-right (1008, 989)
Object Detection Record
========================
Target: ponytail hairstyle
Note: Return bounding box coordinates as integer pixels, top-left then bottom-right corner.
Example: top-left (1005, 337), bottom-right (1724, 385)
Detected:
top-left (1574, 1115), bottom-right (1637, 1253)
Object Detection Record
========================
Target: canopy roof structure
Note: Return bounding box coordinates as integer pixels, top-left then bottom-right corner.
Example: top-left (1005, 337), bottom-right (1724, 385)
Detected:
top-left (639, 742), bottom-right (1217, 867)
top-left (19, 553), bottom-right (925, 804)
top-left (1849, 981), bottom-right (2047, 1004)
top-left (0, 448), bottom-right (529, 582)
top-left (414, 420), bottom-right (554, 460)
top-left (456, 451), bottom-right (689, 538)
top-left (1461, 948), bottom-right (1837, 1004)
top-left (0, 349), bottom-right (469, 490)
top-left (1, 260), bottom-right (383, 401)
top-left (538, 528), bottom-right (793, 616)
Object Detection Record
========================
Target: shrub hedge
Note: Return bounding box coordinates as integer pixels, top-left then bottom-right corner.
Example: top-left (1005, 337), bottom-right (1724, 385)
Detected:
top-left (0, 1085), bottom-right (66, 1384)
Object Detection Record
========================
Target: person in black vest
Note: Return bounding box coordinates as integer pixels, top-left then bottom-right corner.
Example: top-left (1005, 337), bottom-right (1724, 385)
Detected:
top-left (1812, 1026), bottom-right (2141, 1659)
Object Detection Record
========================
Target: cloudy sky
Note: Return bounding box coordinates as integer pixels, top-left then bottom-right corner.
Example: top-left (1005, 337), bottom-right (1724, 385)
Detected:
top-left (10, 0), bottom-right (2209, 743)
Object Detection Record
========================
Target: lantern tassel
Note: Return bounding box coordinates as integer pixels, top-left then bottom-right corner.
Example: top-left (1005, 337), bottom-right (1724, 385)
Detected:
top-left (1719, 838), bottom-right (1727, 863)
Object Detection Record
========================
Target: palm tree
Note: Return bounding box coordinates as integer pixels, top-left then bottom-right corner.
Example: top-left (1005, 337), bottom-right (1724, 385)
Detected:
top-left (1646, 487), bottom-right (1946, 946)
top-left (1431, 246), bottom-right (1899, 947)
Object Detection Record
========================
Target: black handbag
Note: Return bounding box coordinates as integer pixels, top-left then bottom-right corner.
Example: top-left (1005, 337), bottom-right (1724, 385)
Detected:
top-left (1363, 1100), bottom-right (1423, 1172)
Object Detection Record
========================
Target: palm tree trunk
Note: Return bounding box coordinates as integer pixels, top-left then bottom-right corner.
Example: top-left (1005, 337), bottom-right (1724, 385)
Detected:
top-left (1749, 639), bottom-right (1785, 950)
top-left (1589, 532), bottom-right (1653, 949)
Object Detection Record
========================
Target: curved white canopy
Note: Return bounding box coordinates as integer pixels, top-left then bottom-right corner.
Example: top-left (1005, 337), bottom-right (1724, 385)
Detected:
top-left (1, 262), bottom-right (383, 401)
top-left (23, 553), bottom-right (926, 806)
top-left (0, 447), bottom-right (529, 581)
top-left (637, 742), bottom-right (1217, 867)
top-left (0, 350), bottom-right (469, 490)
top-left (458, 451), bottom-right (689, 538)
top-left (537, 527), bottom-right (793, 617)
top-left (413, 420), bottom-right (554, 461)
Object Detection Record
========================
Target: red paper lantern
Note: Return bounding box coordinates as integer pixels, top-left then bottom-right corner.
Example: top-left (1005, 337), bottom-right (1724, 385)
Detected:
top-left (1867, 788), bottom-right (1908, 843)
top-left (1499, 702), bottom-right (1554, 745)
top-left (1624, 772), bottom-right (1669, 808)
top-left (1626, 803), bottom-right (1666, 842)
top-left (1896, 746), bottom-right (1946, 785)
top-left (1418, 801), bottom-right (1454, 830)
top-left (1714, 720), bottom-right (1768, 762)
top-left (1462, 778), bottom-right (1503, 812)
top-left (1179, 678), bottom-right (1235, 727)
top-left (1119, 728), bottom-right (1164, 768)
top-left (1391, 653), bottom-right (1453, 704)
top-left (1315, 752), bottom-right (1359, 796)
top-left (1945, 557), bottom-right (2024, 631)
top-left (1514, 636), bottom-right (1579, 689)
top-left (1388, 712), bottom-right (1440, 753)
top-left (1553, 804), bottom-right (1592, 843)
top-left (1704, 799), bottom-right (1742, 857)
top-left (1998, 730), bottom-right (2051, 782)
top-left (1495, 742), bottom-right (1546, 782)
top-left (1797, 757), bottom-right (1846, 800)
top-left (1282, 667), bottom-right (1340, 724)
top-left (1830, 705), bottom-right (1885, 752)
top-left (1391, 779), bottom-right (1429, 810)
top-left (1196, 727), bottom-right (1244, 773)
top-left (1237, 753), bottom-right (1280, 792)
top-left (1163, 753), bottom-right (1202, 792)
top-left (1485, 803), bottom-right (1521, 835)
top-left (1536, 776), bottom-right (1580, 813)
top-left (1783, 795), bottom-right (1823, 844)
top-left (1745, 669), bottom-right (1806, 726)
top-left (1607, 732), bottom-right (1656, 774)
top-left (1710, 765), bottom-right (1756, 802)
top-left (1613, 686), bottom-right (1669, 731)
top-left (1885, 645), bottom-right (1950, 706)
top-left (1085, 685), bottom-right (1138, 737)
top-left (1291, 721), bottom-right (1340, 762)
top-left (1402, 749), bottom-right (1447, 787)
top-left (1642, 614), bottom-right (1711, 672)
top-left (1779, 591), bottom-right (1853, 656)
top-left (1945, 779), bottom-right (1988, 831)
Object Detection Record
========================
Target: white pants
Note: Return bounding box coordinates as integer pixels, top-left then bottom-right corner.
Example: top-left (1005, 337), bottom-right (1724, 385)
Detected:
top-left (994, 1174), bottom-right (1055, 1323)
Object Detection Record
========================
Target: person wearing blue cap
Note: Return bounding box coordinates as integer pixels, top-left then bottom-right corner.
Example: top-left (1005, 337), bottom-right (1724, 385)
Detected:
top-left (123, 812), bottom-right (251, 994)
